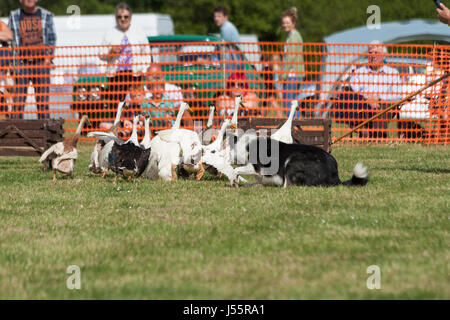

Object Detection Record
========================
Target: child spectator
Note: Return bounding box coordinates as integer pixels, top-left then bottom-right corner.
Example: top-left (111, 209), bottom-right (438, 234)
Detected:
top-left (137, 81), bottom-right (175, 131)
top-left (216, 72), bottom-right (259, 118)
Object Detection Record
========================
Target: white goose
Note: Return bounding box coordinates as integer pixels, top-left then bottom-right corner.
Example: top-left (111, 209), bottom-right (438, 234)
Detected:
top-left (231, 95), bottom-right (243, 129)
top-left (201, 118), bottom-right (240, 181)
top-left (200, 96), bottom-right (251, 185)
top-left (203, 118), bottom-right (233, 153)
top-left (157, 126), bottom-right (204, 180)
top-left (270, 100), bottom-right (299, 144)
top-left (201, 104), bottom-right (217, 145)
top-left (218, 95), bottom-right (259, 186)
top-left (145, 103), bottom-right (192, 181)
top-left (139, 114), bottom-right (151, 149)
top-left (154, 102), bottom-right (205, 180)
top-left (88, 100), bottom-right (126, 173)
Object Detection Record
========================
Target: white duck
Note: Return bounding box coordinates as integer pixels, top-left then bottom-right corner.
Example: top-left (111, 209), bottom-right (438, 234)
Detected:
top-left (201, 118), bottom-right (241, 181)
top-left (200, 97), bottom-right (252, 185)
top-left (231, 95), bottom-right (243, 129)
top-left (89, 100), bottom-right (126, 173)
top-left (201, 104), bottom-right (217, 145)
top-left (157, 126), bottom-right (204, 180)
top-left (140, 113), bottom-right (151, 149)
top-left (270, 100), bottom-right (299, 144)
top-left (145, 102), bottom-right (193, 181)
top-left (39, 115), bottom-right (90, 180)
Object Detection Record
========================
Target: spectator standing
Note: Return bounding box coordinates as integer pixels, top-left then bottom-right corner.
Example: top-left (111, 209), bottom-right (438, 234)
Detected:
top-left (213, 5), bottom-right (240, 42)
top-left (100, 3), bottom-right (150, 105)
top-left (8, 0), bottom-right (56, 119)
top-left (0, 20), bottom-right (13, 118)
top-left (281, 7), bottom-right (306, 111)
top-left (334, 41), bottom-right (403, 138)
top-left (437, 2), bottom-right (450, 25)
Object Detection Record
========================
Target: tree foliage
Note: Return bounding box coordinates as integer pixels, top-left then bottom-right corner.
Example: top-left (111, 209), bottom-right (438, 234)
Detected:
top-left (1, 0), bottom-right (443, 42)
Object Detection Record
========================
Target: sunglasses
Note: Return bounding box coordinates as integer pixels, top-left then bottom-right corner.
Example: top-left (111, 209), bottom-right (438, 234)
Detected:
top-left (229, 82), bottom-right (246, 88)
top-left (148, 76), bottom-right (163, 81)
top-left (116, 15), bottom-right (130, 20)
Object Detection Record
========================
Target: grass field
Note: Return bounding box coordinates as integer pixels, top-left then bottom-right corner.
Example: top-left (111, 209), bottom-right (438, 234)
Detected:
top-left (0, 142), bottom-right (449, 299)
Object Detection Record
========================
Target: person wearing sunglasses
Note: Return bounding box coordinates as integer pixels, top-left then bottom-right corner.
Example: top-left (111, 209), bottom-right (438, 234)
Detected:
top-left (216, 71), bottom-right (259, 118)
top-left (99, 2), bottom-right (150, 110)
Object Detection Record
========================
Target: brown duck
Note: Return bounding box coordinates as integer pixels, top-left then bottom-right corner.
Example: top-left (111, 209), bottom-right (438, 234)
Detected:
top-left (39, 115), bottom-right (91, 180)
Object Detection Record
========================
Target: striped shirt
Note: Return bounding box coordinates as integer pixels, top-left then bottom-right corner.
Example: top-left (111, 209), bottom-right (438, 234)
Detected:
top-left (350, 65), bottom-right (403, 102)
top-left (8, 7), bottom-right (56, 61)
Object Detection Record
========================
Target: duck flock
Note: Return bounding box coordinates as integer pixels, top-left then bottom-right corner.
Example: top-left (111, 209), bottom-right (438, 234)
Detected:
top-left (39, 96), bottom-right (369, 188)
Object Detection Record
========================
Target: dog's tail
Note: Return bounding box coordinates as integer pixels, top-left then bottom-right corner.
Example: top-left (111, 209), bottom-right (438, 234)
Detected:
top-left (342, 162), bottom-right (369, 186)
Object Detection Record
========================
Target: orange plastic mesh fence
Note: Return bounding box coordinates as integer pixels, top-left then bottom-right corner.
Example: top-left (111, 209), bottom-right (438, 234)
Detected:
top-left (0, 41), bottom-right (448, 144)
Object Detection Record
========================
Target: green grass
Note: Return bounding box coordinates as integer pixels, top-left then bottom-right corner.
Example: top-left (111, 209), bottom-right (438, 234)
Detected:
top-left (0, 143), bottom-right (449, 299)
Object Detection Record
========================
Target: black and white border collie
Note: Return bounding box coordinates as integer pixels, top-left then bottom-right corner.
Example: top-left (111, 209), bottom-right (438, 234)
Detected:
top-left (230, 135), bottom-right (368, 187)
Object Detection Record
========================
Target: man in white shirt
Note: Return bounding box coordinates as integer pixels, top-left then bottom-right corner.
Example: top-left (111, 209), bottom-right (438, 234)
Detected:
top-left (335, 41), bottom-right (403, 138)
top-left (99, 3), bottom-right (150, 104)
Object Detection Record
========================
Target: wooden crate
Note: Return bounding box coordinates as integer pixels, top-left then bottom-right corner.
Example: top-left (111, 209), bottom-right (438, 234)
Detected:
top-left (0, 119), bottom-right (64, 157)
top-left (238, 118), bottom-right (332, 152)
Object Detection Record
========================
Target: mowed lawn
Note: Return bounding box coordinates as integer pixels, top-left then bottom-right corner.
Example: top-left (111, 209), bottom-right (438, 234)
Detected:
top-left (0, 142), bottom-right (448, 299)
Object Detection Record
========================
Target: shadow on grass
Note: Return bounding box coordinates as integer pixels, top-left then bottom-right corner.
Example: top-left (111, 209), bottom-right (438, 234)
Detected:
top-left (377, 166), bottom-right (450, 174)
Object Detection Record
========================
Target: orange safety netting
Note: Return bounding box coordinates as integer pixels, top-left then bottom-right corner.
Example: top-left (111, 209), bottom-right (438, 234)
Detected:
top-left (0, 41), bottom-right (448, 144)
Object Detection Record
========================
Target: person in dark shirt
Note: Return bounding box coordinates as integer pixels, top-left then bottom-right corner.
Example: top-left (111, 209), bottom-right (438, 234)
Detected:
top-left (8, 0), bottom-right (56, 119)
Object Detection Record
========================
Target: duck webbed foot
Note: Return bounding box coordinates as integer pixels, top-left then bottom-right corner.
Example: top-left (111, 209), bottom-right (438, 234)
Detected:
top-left (195, 162), bottom-right (205, 180)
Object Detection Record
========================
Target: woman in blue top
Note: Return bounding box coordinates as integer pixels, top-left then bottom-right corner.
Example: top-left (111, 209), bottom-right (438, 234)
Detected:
top-left (280, 7), bottom-right (306, 113)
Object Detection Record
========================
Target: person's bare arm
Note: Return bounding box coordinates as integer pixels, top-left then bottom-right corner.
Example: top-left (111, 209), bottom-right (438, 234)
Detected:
top-left (98, 30), bottom-right (121, 62)
top-left (437, 3), bottom-right (450, 24)
top-left (0, 21), bottom-right (13, 42)
top-left (99, 46), bottom-right (121, 62)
